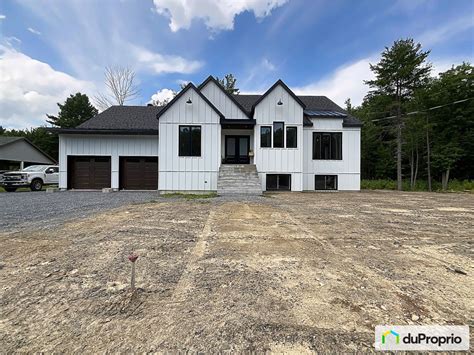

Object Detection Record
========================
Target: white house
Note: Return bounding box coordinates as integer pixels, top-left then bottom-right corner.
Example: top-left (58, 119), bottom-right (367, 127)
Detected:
top-left (52, 76), bottom-right (362, 193)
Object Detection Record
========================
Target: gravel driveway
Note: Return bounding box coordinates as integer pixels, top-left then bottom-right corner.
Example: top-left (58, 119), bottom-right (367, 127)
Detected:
top-left (0, 191), bottom-right (160, 232)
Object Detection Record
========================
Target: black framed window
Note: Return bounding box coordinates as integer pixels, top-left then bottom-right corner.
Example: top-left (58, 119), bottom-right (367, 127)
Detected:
top-left (315, 175), bottom-right (338, 190)
top-left (273, 122), bottom-right (284, 148)
top-left (286, 126), bottom-right (297, 148)
top-left (266, 174), bottom-right (291, 191)
top-left (260, 126), bottom-right (272, 148)
top-left (179, 125), bottom-right (201, 156)
top-left (313, 132), bottom-right (342, 160)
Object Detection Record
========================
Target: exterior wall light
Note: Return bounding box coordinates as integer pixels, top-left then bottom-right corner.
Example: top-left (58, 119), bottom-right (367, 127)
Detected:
top-left (186, 98), bottom-right (192, 104)
top-left (277, 99), bottom-right (283, 106)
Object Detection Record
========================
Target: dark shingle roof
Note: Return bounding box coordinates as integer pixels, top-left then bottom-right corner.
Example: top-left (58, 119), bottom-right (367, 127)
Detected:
top-left (232, 95), bottom-right (260, 115)
top-left (234, 94), bottom-right (362, 127)
top-left (77, 106), bottom-right (163, 131)
top-left (235, 94), bottom-right (345, 113)
top-left (70, 91), bottom-right (361, 132)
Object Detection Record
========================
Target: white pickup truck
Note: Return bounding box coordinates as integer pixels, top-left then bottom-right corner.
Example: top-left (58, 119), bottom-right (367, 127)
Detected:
top-left (1, 165), bottom-right (59, 192)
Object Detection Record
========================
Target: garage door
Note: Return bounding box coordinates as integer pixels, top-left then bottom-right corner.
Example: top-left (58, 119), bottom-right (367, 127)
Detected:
top-left (68, 156), bottom-right (111, 189)
top-left (119, 157), bottom-right (158, 190)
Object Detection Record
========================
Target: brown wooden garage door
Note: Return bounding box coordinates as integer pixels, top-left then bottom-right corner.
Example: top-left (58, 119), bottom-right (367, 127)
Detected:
top-left (119, 157), bottom-right (158, 190)
top-left (68, 156), bottom-right (111, 189)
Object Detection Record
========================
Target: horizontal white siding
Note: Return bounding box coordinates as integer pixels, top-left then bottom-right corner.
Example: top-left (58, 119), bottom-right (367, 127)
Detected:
top-left (302, 118), bottom-right (361, 191)
top-left (201, 81), bottom-right (247, 119)
top-left (158, 86), bottom-right (220, 191)
top-left (58, 134), bottom-right (158, 190)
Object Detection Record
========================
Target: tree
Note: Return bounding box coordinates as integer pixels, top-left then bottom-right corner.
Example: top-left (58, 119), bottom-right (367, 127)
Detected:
top-left (421, 63), bottom-right (474, 190)
top-left (344, 98), bottom-right (352, 113)
top-left (46, 93), bottom-right (98, 128)
top-left (216, 73), bottom-right (239, 95)
top-left (365, 38), bottom-right (432, 190)
top-left (95, 66), bottom-right (140, 110)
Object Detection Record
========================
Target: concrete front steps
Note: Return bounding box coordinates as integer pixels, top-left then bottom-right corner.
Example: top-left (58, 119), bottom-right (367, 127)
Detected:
top-left (217, 164), bottom-right (262, 195)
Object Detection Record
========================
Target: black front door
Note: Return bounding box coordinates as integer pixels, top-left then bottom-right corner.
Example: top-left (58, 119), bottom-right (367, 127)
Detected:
top-left (225, 136), bottom-right (250, 164)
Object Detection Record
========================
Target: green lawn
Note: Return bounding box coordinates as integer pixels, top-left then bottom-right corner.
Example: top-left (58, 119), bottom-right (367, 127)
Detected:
top-left (161, 192), bottom-right (218, 199)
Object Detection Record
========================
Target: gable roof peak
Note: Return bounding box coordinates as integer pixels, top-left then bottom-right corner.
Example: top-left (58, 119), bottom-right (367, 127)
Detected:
top-left (156, 81), bottom-right (225, 120)
top-left (251, 79), bottom-right (306, 114)
top-left (197, 75), bottom-right (250, 118)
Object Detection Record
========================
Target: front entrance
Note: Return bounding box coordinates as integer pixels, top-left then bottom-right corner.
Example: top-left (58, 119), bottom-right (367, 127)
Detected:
top-left (225, 135), bottom-right (250, 164)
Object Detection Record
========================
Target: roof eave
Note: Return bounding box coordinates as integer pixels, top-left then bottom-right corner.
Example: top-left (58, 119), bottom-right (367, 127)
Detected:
top-left (46, 128), bottom-right (159, 135)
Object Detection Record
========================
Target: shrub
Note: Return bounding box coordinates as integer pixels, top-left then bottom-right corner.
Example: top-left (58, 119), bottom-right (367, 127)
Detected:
top-left (361, 179), bottom-right (472, 192)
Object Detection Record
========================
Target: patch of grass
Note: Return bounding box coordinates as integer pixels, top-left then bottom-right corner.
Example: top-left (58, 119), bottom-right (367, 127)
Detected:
top-left (361, 179), bottom-right (473, 192)
top-left (161, 192), bottom-right (218, 200)
top-left (0, 186), bottom-right (32, 193)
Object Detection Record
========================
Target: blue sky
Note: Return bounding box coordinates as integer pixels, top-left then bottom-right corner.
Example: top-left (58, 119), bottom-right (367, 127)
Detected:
top-left (1, 0), bottom-right (473, 128)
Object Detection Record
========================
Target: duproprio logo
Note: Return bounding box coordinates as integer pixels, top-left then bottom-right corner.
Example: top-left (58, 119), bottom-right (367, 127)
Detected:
top-left (375, 325), bottom-right (469, 351)
top-left (382, 330), bottom-right (400, 344)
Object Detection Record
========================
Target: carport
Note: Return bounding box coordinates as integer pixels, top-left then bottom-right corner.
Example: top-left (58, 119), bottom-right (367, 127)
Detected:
top-left (0, 136), bottom-right (56, 171)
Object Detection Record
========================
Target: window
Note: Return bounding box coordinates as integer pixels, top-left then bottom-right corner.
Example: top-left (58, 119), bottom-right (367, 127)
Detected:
top-left (266, 174), bottom-right (291, 191)
top-left (179, 125), bottom-right (201, 156)
top-left (315, 175), bottom-right (338, 190)
top-left (313, 132), bottom-right (342, 160)
top-left (260, 126), bottom-right (272, 148)
top-left (273, 122), bottom-right (284, 148)
top-left (286, 127), bottom-right (297, 148)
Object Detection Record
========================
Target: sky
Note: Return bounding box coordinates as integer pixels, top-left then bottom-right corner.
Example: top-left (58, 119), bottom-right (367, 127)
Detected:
top-left (0, 0), bottom-right (473, 129)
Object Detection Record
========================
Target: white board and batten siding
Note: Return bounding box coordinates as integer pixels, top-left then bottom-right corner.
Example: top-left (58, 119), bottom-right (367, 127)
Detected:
top-left (253, 83), bottom-right (304, 191)
top-left (200, 80), bottom-right (248, 119)
top-left (58, 135), bottom-right (158, 189)
top-left (158, 86), bottom-right (221, 192)
top-left (303, 118), bottom-right (361, 191)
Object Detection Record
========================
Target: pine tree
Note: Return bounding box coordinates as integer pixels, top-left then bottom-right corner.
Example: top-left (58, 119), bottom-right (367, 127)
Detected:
top-left (365, 39), bottom-right (431, 190)
top-left (47, 93), bottom-right (98, 128)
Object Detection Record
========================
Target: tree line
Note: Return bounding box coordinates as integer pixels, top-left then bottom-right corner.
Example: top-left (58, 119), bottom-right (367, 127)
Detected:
top-left (352, 38), bottom-right (473, 191)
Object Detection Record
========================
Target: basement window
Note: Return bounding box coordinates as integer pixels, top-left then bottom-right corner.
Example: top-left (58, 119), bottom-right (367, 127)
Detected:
top-left (179, 125), bottom-right (201, 156)
top-left (315, 175), bottom-right (338, 190)
top-left (266, 174), bottom-right (291, 191)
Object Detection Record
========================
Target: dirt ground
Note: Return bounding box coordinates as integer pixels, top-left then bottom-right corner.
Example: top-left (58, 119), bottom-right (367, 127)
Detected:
top-left (1, 191), bottom-right (473, 352)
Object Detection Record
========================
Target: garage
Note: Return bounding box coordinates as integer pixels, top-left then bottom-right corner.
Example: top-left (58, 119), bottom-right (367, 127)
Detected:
top-left (119, 157), bottom-right (158, 190)
top-left (68, 156), bottom-right (111, 189)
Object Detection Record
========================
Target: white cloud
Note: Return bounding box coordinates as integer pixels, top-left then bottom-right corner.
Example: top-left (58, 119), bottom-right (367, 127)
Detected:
top-left (262, 58), bottom-right (276, 71)
top-left (152, 0), bottom-right (288, 32)
top-left (418, 15), bottom-right (474, 47)
top-left (0, 45), bottom-right (95, 129)
top-left (292, 55), bottom-right (470, 108)
top-left (0, 14), bottom-right (6, 20)
top-left (131, 45), bottom-right (203, 74)
top-left (15, 1), bottom-right (205, 82)
top-left (27, 27), bottom-right (41, 35)
top-left (176, 79), bottom-right (190, 86)
top-left (293, 56), bottom-right (376, 107)
top-left (149, 88), bottom-right (176, 105)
